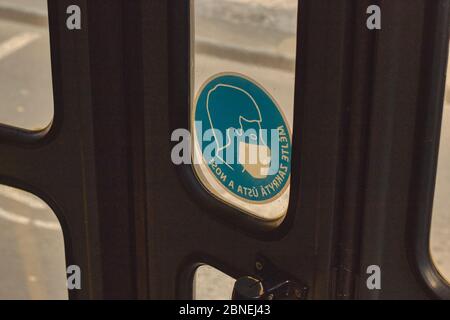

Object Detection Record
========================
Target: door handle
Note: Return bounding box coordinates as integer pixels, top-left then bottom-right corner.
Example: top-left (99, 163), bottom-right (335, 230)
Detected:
top-left (232, 255), bottom-right (308, 300)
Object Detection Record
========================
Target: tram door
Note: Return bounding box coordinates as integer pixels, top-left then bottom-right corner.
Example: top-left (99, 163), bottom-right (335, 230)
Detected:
top-left (0, 0), bottom-right (449, 300)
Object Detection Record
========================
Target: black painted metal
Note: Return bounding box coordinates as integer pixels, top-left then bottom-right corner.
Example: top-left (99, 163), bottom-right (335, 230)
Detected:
top-left (0, 0), bottom-right (448, 300)
top-left (356, 0), bottom-right (450, 299)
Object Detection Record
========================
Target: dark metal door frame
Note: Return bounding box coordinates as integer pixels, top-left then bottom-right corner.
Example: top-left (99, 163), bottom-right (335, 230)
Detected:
top-left (0, 0), bottom-right (449, 300)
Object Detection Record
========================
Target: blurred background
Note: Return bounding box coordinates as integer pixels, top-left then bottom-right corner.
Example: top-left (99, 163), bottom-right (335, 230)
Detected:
top-left (0, 0), bottom-right (447, 300)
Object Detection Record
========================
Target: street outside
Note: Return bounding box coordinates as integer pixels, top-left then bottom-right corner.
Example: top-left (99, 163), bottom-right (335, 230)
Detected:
top-left (0, 0), bottom-right (448, 300)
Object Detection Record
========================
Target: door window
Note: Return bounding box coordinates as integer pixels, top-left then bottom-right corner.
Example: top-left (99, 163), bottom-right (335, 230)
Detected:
top-left (191, 0), bottom-right (299, 220)
top-left (0, 0), bottom-right (53, 131)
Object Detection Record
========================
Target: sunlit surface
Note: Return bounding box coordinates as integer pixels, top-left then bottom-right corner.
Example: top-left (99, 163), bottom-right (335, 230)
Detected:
top-left (194, 265), bottom-right (235, 300)
top-left (192, 0), bottom-right (298, 220)
top-left (430, 52), bottom-right (450, 282)
top-left (0, 0), bottom-right (53, 130)
top-left (0, 185), bottom-right (67, 299)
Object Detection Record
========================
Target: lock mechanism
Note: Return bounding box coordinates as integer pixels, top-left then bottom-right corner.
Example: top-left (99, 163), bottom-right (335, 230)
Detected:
top-left (232, 255), bottom-right (308, 300)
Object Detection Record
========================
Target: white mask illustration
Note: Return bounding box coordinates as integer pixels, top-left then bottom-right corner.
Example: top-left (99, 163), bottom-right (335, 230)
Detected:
top-left (238, 137), bottom-right (272, 179)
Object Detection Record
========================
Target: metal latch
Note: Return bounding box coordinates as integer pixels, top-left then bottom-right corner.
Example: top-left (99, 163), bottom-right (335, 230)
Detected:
top-left (232, 255), bottom-right (308, 300)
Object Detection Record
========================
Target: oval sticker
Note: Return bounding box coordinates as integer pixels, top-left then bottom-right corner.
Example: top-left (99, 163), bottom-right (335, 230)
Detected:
top-left (194, 73), bottom-right (292, 203)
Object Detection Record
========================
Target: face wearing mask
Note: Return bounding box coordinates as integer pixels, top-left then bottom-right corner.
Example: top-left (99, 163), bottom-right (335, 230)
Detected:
top-left (236, 122), bottom-right (273, 179)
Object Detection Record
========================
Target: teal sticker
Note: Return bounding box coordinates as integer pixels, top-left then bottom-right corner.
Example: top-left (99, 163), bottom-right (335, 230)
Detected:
top-left (194, 74), bottom-right (292, 203)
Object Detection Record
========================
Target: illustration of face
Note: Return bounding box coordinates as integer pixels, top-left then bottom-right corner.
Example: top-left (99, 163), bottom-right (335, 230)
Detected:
top-left (206, 84), bottom-right (273, 178)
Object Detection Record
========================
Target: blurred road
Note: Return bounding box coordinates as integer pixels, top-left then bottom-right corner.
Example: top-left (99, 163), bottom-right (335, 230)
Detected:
top-left (0, 0), bottom-right (46, 13)
top-left (0, 18), bottom-right (52, 129)
top-left (430, 62), bottom-right (450, 280)
top-left (0, 0), bottom-right (448, 300)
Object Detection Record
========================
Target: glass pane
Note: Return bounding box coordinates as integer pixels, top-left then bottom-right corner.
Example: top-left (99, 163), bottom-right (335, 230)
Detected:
top-left (430, 44), bottom-right (450, 282)
top-left (0, 0), bottom-right (53, 130)
top-left (0, 185), bottom-right (67, 299)
top-left (194, 265), bottom-right (235, 300)
top-left (191, 0), bottom-right (298, 220)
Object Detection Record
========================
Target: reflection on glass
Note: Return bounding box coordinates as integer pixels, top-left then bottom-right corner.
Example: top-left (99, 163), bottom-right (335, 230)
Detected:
top-left (0, 185), bottom-right (67, 299)
top-left (194, 265), bottom-right (235, 300)
top-left (192, 0), bottom-right (298, 220)
top-left (0, 0), bottom-right (53, 130)
top-left (430, 47), bottom-right (450, 282)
